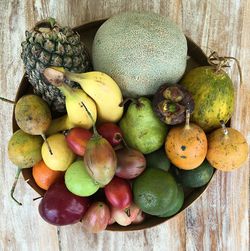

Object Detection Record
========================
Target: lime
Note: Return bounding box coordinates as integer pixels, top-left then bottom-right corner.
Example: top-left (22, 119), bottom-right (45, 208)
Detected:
top-left (133, 168), bottom-right (178, 216)
top-left (65, 160), bottom-right (100, 196)
top-left (173, 160), bottom-right (214, 188)
top-left (145, 148), bottom-right (170, 171)
top-left (158, 184), bottom-right (184, 217)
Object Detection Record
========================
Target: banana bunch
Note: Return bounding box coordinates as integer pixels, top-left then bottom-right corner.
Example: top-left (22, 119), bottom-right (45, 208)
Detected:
top-left (43, 67), bottom-right (124, 135)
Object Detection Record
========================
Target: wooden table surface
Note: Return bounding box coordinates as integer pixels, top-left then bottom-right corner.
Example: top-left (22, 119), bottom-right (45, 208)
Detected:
top-left (0, 1), bottom-right (249, 251)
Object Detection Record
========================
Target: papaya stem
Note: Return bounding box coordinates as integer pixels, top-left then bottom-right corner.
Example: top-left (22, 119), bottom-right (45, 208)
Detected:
top-left (0, 96), bottom-right (15, 104)
top-left (41, 133), bottom-right (53, 155)
top-left (207, 51), bottom-right (243, 85)
top-left (185, 109), bottom-right (191, 129)
top-left (224, 56), bottom-right (243, 86)
top-left (220, 120), bottom-right (228, 136)
top-left (11, 168), bottom-right (22, 206)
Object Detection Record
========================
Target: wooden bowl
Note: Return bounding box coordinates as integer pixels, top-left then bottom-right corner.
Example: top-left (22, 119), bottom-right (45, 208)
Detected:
top-left (12, 19), bottom-right (215, 231)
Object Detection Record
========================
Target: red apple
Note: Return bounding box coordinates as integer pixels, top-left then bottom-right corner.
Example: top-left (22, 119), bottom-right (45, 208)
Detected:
top-left (97, 122), bottom-right (123, 146)
top-left (65, 127), bottom-right (92, 156)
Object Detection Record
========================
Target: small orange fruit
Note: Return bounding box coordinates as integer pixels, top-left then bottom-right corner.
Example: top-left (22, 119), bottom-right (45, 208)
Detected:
top-left (206, 121), bottom-right (249, 171)
top-left (165, 110), bottom-right (207, 170)
top-left (32, 160), bottom-right (64, 190)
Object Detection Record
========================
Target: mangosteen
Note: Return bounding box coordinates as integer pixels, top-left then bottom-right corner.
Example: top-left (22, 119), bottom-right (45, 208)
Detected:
top-left (152, 84), bottom-right (194, 125)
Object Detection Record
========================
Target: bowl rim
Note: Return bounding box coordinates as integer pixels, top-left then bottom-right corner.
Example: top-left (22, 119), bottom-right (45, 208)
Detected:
top-left (12, 18), bottom-right (217, 232)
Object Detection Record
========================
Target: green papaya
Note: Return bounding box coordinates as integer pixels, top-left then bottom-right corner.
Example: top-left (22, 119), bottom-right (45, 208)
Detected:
top-left (181, 66), bottom-right (234, 132)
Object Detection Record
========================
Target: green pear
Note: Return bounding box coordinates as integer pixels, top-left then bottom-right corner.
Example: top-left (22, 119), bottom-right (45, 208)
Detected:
top-left (65, 160), bottom-right (100, 197)
top-left (120, 97), bottom-right (168, 154)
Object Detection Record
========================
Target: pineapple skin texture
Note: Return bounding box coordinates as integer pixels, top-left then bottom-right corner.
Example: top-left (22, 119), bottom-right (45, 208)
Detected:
top-left (21, 20), bottom-right (92, 112)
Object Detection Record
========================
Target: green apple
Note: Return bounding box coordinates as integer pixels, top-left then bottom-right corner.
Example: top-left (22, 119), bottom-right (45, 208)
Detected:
top-left (65, 160), bottom-right (100, 196)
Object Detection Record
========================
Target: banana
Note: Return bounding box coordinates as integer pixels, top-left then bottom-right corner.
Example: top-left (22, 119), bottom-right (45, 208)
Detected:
top-left (46, 115), bottom-right (74, 136)
top-left (43, 68), bottom-right (97, 130)
top-left (63, 70), bottom-right (124, 123)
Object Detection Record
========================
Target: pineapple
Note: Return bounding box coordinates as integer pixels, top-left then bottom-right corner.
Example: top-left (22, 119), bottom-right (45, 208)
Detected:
top-left (21, 18), bottom-right (92, 112)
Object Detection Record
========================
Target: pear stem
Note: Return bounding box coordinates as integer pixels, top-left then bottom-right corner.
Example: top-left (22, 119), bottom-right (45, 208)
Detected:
top-left (185, 108), bottom-right (191, 129)
top-left (119, 97), bottom-right (137, 107)
top-left (220, 120), bottom-right (228, 135)
top-left (41, 133), bottom-right (53, 155)
top-left (11, 168), bottom-right (22, 206)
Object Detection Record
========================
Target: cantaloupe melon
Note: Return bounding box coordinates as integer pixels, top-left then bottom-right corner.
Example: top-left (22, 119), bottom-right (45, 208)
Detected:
top-left (92, 11), bottom-right (187, 97)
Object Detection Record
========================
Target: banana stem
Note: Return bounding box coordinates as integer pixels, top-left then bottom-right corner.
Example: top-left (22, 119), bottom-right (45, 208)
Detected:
top-left (43, 68), bottom-right (65, 88)
top-left (41, 133), bottom-right (53, 155)
top-left (11, 167), bottom-right (22, 206)
top-left (64, 70), bottom-right (83, 83)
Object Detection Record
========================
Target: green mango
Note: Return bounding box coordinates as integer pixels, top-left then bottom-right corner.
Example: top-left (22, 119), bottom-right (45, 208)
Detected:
top-left (120, 97), bottom-right (168, 154)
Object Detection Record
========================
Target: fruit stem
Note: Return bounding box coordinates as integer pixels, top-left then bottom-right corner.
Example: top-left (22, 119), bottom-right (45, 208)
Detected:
top-left (220, 120), bottom-right (229, 136)
top-left (41, 133), bottom-right (53, 155)
top-left (207, 51), bottom-right (243, 85)
top-left (125, 208), bottom-right (131, 217)
top-left (121, 137), bottom-right (129, 149)
top-left (0, 96), bottom-right (15, 104)
top-left (119, 97), bottom-right (137, 107)
top-left (43, 68), bottom-right (65, 88)
top-left (80, 101), bottom-right (99, 137)
top-left (185, 109), bottom-right (191, 129)
top-left (33, 196), bottom-right (43, 201)
top-left (11, 167), bottom-right (22, 206)
top-left (64, 70), bottom-right (83, 83)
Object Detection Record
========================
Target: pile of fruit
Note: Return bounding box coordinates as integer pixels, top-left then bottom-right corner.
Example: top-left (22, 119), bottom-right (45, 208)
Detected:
top-left (7, 12), bottom-right (249, 233)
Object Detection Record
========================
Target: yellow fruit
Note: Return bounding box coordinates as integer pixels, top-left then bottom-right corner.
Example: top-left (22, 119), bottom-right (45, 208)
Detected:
top-left (41, 134), bottom-right (75, 171)
top-left (64, 70), bottom-right (124, 122)
top-left (181, 66), bottom-right (234, 132)
top-left (46, 115), bottom-right (75, 136)
top-left (165, 110), bottom-right (207, 170)
top-left (64, 87), bottom-right (97, 128)
top-left (206, 126), bottom-right (248, 171)
top-left (43, 68), bottom-right (97, 129)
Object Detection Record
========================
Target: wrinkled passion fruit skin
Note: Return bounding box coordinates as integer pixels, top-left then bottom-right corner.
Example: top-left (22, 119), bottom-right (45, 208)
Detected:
top-left (153, 84), bottom-right (194, 125)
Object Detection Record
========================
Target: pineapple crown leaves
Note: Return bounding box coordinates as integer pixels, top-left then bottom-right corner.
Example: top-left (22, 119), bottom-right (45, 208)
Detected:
top-left (23, 18), bottom-right (81, 48)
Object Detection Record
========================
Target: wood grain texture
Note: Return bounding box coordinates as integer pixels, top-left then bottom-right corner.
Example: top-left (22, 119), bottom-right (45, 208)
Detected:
top-left (0, 1), bottom-right (249, 251)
